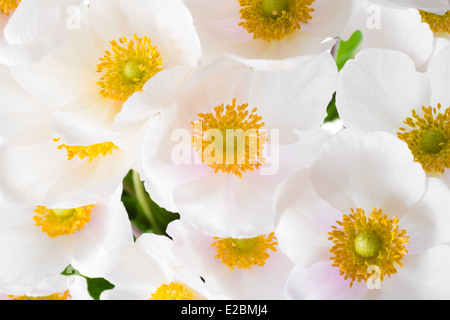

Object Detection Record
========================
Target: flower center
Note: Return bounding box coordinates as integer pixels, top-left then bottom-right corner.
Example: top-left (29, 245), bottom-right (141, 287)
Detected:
top-left (54, 138), bottom-right (118, 162)
top-left (420, 129), bottom-right (446, 154)
top-left (237, 0), bottom-right (315, 41)
top-left (150, 282), bottom-right (195, 300)
top-left (96, 34), bottom-right (163, 102)
top-left (211, 232), bottom-right (277, 270)
top-left (328, 208), bottom-right (409, 287)
top-left (354, 231), bottom-right (382, 258)
top-left (33, 205), bottom-right (94, 238)
top-left (419, 10), bottom-right (450, 34)
top-left (192, 98), bottom-right (267, 178)
top-left (261, 0), bottom-right (289, 17)
top-left (9, 291), bottom-right (71, 300)
top-left (0, 0), bottom-right (20, 16)
top-left (397, 103), bottom-right (450, 174)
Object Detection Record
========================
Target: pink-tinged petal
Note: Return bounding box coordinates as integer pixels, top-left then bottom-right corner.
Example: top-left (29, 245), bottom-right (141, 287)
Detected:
top-left (276, 169), bottom-right (342, 267)
top-left (285, 262), bottom-right (368, 300)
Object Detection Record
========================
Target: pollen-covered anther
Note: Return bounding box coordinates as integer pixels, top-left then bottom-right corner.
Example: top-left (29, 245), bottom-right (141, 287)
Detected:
top-left (397, 103), bottom-right (450, 174)
top-left (54, 138), bottom-right (118, 162)
top-left (192, 98), bottom-right (267, 178)
top-left (211, 232), bottom-right (278, 270)
top-left (9, 291), bottom-right (71, 300)
top-left (33, 205), bottom-right (94, 238)
top-left (0, 0), bottom-right (20, 16)
top-left (419, 10), bottom-right (450, 34)
top-left (237, 0), bottom-right (315, 41)
top-left (150, 282), bottom-right (195, 300)
top-left (328, 208), bottom-right (409, 288)
top-left (97, 34), bottom-right (163, 102)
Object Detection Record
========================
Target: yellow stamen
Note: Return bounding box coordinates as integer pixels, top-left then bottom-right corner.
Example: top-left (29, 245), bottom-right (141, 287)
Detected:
top-left (0, 0), bottom-right (20, 16)
top-left (150, 282), bottom-right (195, 300)
top-left (97, 34), bottom-right (163, 102)
top-left (237, 0), bottom-right (315, 41)
top-left (211, 232), bottom-right (277, 270)
top-left (9, 291), bottom-right (71, 300)
top-left (329, 208), bottom-right (409, 288)
top-left (33, 205), bottom-right (94, 238)
top-left (54, 138), bottom-right (118, 162)
top-left (419, 10), bottom-right (450, 34)
top-left (397, 103), bottom-right (450, 174)
top-left (192, 98), bottom-right (267, 178)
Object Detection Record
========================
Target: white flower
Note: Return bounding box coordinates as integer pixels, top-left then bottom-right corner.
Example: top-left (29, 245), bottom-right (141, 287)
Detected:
top-left (139, 54), bottom-right (337, 238)
top-left (0, 186), bottom-right (134, 289)
top-left (166, 219), bottom-right (294, 299)
top-left (100, 233), bottom-right (214, 300)
top-left (183, 0), bottom-right (354, 69)
top-left (336, 47), bottom-right (450, 188)
top-left (275, 129), bottom-right (450, 299)
top-left (8, 0), bottom-right (201, 147)
top-left (340, 0), bottom-right (434, 67)
top-left (386, 0), bottom-right (450, 14)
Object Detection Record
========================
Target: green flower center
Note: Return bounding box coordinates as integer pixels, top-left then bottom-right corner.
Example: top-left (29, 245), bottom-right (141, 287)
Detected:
top-left (354, 231), bottom-right (382, 258)
top-left (419, 129), bottom-right (446, 154)
top-left (123, 60), bottom-right (146, 82)
top-left (261, 0), bottom-right (290, 17)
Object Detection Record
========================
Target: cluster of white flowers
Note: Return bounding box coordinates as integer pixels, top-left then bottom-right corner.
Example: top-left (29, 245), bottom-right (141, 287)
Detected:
top-left (0, 0), bottom-right (449, 301)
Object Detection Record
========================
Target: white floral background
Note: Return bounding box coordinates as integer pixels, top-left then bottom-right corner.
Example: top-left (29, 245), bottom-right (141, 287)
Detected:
top-left (0, 0), bottom-right (449, 300)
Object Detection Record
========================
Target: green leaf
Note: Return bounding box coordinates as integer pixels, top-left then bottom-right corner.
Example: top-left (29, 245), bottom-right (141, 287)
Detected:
top-left (85, 277), bottom-right (115, 300)
top-left (61, 265), bottom-right (114, 300)
top-left (335, 30), bottom-right (363, 71)
top-left (323, 93), bottom-right (338, 123)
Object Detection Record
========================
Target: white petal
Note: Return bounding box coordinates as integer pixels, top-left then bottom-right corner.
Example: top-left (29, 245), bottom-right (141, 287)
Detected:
top-left (172, 170), bottom-right (280, 238)
top-left (275, 169), bottom-right (342, 267)
top-left (285, 262), bottom-right (368, 300)
top-left (342, 0), bottom-right (434, 67)
top-left (9, 21), bottom-right (100, 109)
top-left (71, 187), bottom-right (134, 278)
top-left (311, 129), bottom-right (426, 216)
top-left (0, 65), bottom-right (52, 145)
top-left (427, 44), bottom-right (450, 107)
top-left (377, 246), bottom-right (450, 299)
top-left (4, 0), bottom-right (82, 45)
top-left (400, 178), bottom-right (450, 254)
top-left (336, 48), bottom-right (431, 133)
top-left (0, 204), bottom-right (73, 287)
top-left (301, 0), bottom-right (354, 37)
top-left (386, 0), bottom-right (450, 14)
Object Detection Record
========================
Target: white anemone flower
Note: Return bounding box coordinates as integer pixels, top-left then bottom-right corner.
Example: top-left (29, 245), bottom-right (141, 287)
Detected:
top-left (183, 0), bottom-right (354, 69)
top-left (276, 129), bottom-right (450, 299)
top-left (386, 0), bottom-right (449, 14)
top-left (166, 219), bottom-right (294, 300)
top-left (341, 0), bottom-right (434, 67)
top-left (8, 0), bottom-right (201, 147)
top-left (0, 186), bottom-right (134, 289)
top-left (336, 47), bottom-right (450, 188)
top-left (100, 233), bottom-right (214, 300)
top-left (139, 54), bottom-right (337, 238)
top-left (0, 0), bottom-right (84, 65)
top-left (0, 66), bottom-right (136, 206)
